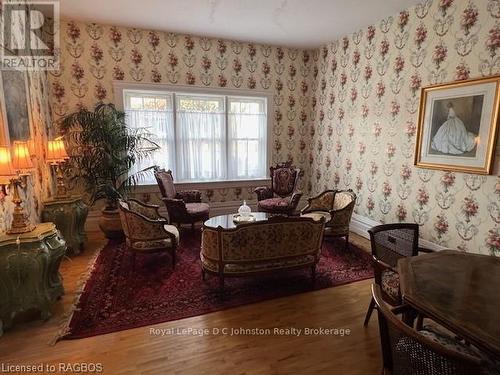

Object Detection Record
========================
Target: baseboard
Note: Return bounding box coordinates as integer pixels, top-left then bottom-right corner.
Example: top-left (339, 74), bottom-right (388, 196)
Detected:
top-left (349, 213), bottom-right (446, 251)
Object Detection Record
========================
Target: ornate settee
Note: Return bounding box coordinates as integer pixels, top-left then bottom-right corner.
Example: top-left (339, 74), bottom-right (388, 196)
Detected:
top-left (200, 216), bottom-right (325, 290)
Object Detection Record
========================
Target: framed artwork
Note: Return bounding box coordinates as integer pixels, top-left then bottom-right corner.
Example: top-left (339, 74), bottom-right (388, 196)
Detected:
top-left (415, 76), bottom-right (500, 175)
top-left (0, 70), bottom-right (32, 144)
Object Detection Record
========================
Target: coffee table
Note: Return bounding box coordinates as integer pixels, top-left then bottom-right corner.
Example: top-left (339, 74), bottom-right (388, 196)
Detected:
top-left (204, 212), bottom-right (270, 230)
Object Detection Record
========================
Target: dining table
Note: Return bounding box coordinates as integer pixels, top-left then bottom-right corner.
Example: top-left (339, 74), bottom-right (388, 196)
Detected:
top-left (398, 250), bottom-right (500, 360)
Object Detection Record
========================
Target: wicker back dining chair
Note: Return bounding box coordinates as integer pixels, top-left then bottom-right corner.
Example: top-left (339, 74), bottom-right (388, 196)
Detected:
top-left (364, 223), bottom-right (430, 326)
top-left (372, 284), bottom-right (485, 375)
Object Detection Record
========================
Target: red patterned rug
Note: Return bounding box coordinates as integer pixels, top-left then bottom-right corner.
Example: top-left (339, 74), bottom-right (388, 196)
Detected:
top-left (59, 231), bottom-right (373, 340)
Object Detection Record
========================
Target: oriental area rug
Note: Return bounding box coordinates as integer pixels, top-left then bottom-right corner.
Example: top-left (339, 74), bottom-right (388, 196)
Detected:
top-left (57, 231), bottom-right (373, 340)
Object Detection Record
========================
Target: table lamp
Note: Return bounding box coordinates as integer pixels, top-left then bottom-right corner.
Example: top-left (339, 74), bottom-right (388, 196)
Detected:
top-left (46, 137), bottom-right (69, 199)
top-left (8, 141), bottom-right (35, 234)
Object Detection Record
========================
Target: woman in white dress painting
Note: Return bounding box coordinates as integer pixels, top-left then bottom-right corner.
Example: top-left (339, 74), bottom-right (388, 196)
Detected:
top-left (431, 102), bottom-right (477, 155)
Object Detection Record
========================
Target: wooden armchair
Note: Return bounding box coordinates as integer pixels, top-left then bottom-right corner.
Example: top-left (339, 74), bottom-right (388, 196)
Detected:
top-left (372, 284), bottom-right (486, 375)
top-left (153, 167), bottom-right (209, 229)
top-left (254, 161), bottom-right (303, 215)
top-left (118, 198), bottom-right (179, 268)
top-left (301, 189), bottom-right (356, 250)
top-left (364, 223), bottom-right (433, 326)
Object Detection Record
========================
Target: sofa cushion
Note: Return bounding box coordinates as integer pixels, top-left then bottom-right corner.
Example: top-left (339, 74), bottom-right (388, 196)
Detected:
top-left (201, 253), bottom-right (315, 274)
top-left (381, 269), bottom-right (400, 300)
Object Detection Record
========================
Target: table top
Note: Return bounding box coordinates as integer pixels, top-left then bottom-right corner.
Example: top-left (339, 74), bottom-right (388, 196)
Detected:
top-left (0, 223), bottom-right (58, 246)
top-left (43, 195), bottom-right (84, 205)
top-left (204, 212), bottom-right (270, 229)
top-left (398, 250), bottom-right (500, 359)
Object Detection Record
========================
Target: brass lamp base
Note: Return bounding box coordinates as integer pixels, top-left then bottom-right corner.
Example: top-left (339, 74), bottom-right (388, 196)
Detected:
top-left (53, 162), bottom-right (69, 200)
top-left (7, 223), bottom-right (35, 235)
top-left (7, 179), bottom-right (35, 235)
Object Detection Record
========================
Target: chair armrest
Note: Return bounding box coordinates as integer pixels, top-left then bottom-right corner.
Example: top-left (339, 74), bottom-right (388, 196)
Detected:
top-left (290, 191), bottom-right (303, 210)
top-left (372, 256), bottom-right (396, 285)
top-left (177, 190), bottom-right (202, 203)
top-left (161, 197), bottom-right (188, 213)
top-left (254, 186), bottom-right (273, 201)
top-left (418, 246), bottom-right (434, 254)
top-left (163, 224), bottom-right (180, 247)
top-left (328, 201), bottom-right (355, 225)
top-left (127, 198), bottom-right (165, 220)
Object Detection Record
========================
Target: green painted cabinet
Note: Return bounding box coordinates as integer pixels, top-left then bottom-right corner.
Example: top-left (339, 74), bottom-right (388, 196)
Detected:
top-left (0, 223), bottom-right (66, 336)
top-left (42, 196), bottom-right (88, 255)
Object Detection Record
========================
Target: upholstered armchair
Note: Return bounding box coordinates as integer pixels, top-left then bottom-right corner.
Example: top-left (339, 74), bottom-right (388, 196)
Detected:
top-left (154, 167), bottom-right (210, 229)
top-left (301, 189), bottom-right (356, 250)
top-left (254, 162), bottom-right (303, 215)
top-left (118, 198), bottom-right (179, 268)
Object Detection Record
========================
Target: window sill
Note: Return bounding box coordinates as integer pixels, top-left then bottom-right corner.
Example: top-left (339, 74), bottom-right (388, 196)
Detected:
top-left (135, 178), bottom-right (271, 193)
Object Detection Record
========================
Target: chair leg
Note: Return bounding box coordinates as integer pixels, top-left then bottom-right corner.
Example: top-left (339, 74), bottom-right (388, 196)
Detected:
top-left (345, 234), bottom-right (350, 251)
top-left (171, 247), bottom-right (176, 268)
top-left (416, 314), bottom-right (424, 330)
top-left (219, 274), bottom-right (224, 293)
top-left (311, 264), bottom-right (316, 284)
top-left (202, 269), bottom-right (206, 281)
top-left (191, 222), bottom-right (195, 231)
top-left (364, 297), bottom-right (375, 326)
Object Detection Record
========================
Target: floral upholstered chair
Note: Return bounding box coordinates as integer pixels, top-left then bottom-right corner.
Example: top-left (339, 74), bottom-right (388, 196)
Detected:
top-left (154, 167), bottom-right (210, 229)
top-left (254, 162), bottom-right (303, 215)
top-left (118, 199), bottom-right (179, 268)
top-left (301, 189), bottom-right (356, 250)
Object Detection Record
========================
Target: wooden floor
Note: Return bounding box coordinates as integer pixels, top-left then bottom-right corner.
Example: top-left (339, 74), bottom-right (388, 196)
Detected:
top-left (0, 229), bottom-right (381, 375)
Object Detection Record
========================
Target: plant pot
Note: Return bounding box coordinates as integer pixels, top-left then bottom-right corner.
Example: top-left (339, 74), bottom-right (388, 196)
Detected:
top-left (99, 207), bottom-right (124, 239)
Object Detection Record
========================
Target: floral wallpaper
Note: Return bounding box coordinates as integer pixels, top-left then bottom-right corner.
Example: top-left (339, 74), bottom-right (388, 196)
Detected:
top-left (309, 0), bottom-right (499, 255)
top-left (48, 1), bottom-right (500, 255)
top-left (0, 1), bottom-right (54, 232)
top-left (48, 20), bottom-right (315, 204)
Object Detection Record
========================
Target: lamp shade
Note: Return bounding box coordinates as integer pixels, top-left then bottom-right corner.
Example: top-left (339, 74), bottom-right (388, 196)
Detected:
top-left (12, 141), bottom-right (34, 171)
top-left (46, 137), bottom-right (69, 163)
top-left (0, 146), bottom-right (16, 183)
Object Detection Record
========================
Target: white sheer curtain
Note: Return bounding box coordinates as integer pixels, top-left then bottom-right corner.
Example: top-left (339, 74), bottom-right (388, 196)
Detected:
top-left (176, 95), bottom-right (226, 181)
top-left (228, 97), bottom-right (267, 179)
top-left (125, 109), bottom-right (175, 184)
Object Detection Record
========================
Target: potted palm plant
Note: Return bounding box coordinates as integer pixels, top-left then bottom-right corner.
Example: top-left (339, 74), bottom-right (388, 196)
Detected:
top-left (61, 103), bottom-right (159, 239)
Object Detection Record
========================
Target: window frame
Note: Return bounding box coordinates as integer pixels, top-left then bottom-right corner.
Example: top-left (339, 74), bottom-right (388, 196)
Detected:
top-left (114, 81), bottom-right (273, 187)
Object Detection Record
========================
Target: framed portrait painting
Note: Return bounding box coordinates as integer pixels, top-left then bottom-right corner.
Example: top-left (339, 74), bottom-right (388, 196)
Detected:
top-left (0, 70), bottom-right (33, 144)
top-left (415, 76), bottom-right (500, 175)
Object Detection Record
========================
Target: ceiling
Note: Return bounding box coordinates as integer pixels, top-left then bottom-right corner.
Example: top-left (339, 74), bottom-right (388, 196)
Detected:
top-left (60, 0), bottom-right (422, 48)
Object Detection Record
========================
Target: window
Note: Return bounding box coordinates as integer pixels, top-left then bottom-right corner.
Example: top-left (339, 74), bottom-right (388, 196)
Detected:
top-left (122, 87), bottom-right (269, 184)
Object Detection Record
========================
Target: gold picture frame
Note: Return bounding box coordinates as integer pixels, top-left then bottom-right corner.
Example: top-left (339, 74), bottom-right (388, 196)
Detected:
top-left (415, 75), bottom-right (500, 175)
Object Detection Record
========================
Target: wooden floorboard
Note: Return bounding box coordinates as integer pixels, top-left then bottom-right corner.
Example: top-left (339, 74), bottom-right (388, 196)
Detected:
top-left (0, 229), bottom-right (380, 374)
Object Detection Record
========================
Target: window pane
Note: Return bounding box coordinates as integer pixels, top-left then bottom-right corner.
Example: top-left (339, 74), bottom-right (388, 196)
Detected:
top-left (228, 96), bottom-right (267, 179)
top-left (176, 94), bottom-right (226, 181)
top-left (124, 91), bottom-right (175, 184)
